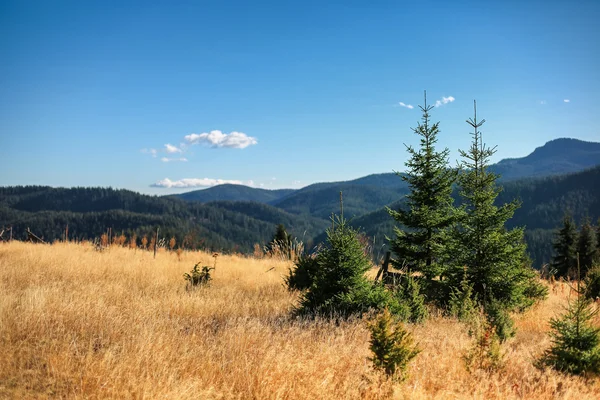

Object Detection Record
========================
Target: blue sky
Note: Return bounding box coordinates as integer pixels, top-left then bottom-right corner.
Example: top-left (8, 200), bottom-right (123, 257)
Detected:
top-left (1, 0), bottom-right (598, 194)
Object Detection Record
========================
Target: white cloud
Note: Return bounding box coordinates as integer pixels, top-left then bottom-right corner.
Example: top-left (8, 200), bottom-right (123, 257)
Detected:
top-left (151, 177), bottom-right (243, 188)
top-left (164, 143), bottom-right (183, 154)
top-left (246, 180), bottom-right (255, 187)
top-left (564, 99), bottom-right (570, 103)
top-left (398, 102), bottom-right (414, 109)
top-left (184, 130), bottom-right (258, 149)
top-left (141, 148), bottom-right (158, 157)
top-left (434, 96), bottom-right (455, 107)
top-left (160, 157), bottom-right (188, 163)
top-left (540, 100), bottom-right (547, 105)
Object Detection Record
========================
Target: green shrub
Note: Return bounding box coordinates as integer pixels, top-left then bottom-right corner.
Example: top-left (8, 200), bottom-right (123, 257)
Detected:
top-left (285, 253), bottom-right (319, 291)
top-left (336, 282), bottom-right (410, 321)
top-left (448, 271), bottom-right (478, 323)
top-left (368, 308), bottom-right (421, 380)
top-left (584, 265), bottom-right (600, 301)
top-left (518, 277), bottom-right (549, 312)
top-left (463, 313), bottom-right (504, 373)
top-left (394, 275), bottom-right (428, 323)
top-left (485, 299), bottom-right (515, 342)
top-left (184, 263), bottom-right (214, 287)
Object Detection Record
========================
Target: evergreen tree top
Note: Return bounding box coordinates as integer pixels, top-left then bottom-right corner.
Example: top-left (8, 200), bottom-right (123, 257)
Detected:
top-left (388, 90), bottom-right (457, 279)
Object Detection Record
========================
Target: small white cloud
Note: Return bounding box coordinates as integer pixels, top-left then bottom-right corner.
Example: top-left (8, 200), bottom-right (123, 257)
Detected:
top-left (564, 99), bottom-right (570, 103)
top-left (164, 143), bottom-right (183, 154)
top-left (540, 100), bottom-right (547, 105)
top-left (434, 96), bottom-right (455, 107)
top-left (151, 177), bottom-right (243, 188)
top-left (141, 148), bottom-right (158, 157)
top-left (246, 180), bottom-right (255, 187)
top-left (160, 157), bottom-right (188, 163)
top-left (398, 102), bottom-right (414, 109)
top-left (184, 130), bottom-right (258, 149)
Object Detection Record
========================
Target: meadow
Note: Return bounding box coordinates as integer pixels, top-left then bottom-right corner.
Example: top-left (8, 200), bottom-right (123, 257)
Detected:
top-left (1, 241), bottom-right (599, 399)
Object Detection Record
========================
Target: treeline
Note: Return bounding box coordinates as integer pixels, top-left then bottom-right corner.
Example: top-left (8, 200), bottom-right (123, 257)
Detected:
top-left (551, 214), bottom-right (600, 278)
top-left (0, 186), bottom-right (328, 252)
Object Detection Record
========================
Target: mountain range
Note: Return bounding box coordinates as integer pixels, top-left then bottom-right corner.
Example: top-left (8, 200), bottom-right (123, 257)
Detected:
top-left (175, 138), bottom-right (600, 220)
top-left (1, 138), bottom-right (599, 268)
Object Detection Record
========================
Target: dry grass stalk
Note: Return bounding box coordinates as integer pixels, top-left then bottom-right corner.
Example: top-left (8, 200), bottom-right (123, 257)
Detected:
top-left (128, 234), bottom-right (137, 250)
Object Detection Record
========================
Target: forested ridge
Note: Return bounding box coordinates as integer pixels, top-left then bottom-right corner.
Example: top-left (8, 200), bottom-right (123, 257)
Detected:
top-left (1, 164), bottom-right (598, 266)
top-left (0, 186), bottom-right (328, 252)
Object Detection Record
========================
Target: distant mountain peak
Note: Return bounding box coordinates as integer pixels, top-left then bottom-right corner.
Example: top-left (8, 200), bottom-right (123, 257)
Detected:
top-left (531, 137), bottom-right (599, 154)
top-left (491, 137), bottom-right (600, 180)
top-left (175, 184), bottom-right (295, 204)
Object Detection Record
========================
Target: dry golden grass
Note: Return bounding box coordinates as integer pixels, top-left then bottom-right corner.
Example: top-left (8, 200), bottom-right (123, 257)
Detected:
top-left (1, 241), bottom-right (599, 399)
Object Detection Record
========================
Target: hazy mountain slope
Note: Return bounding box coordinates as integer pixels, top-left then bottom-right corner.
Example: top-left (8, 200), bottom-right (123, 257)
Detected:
top-left (175, 184), bottom-right (295, 204)
top-left (499, 166), bottom-right (600, 230)
top-left (205, 200), bottom-right (330, 235)
top-left (272, 183), bottom-right (409, 219)
top-left (0, 186), bottom-right (325, 252)
top-left (490, 138), bottom-right (600, 180)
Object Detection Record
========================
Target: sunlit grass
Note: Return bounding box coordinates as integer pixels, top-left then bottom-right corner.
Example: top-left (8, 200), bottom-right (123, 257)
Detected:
top-left (1, 241), bottom-right (599, 399)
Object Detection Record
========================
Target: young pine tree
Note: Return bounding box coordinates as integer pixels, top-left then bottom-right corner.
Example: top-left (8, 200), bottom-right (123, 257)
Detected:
top-left (387, 91), bottom-right (456, 281)
top-left (267, 223), bottom-right (292, 259)
top-left (368, 308), bottom-right (421, 381)
top-left (394, 274), bottom-right (428, 323)
top-left (296, 214), bottom-right (400, 318)
top-left (448, 267), bottom-right (478, 323)
top-left (552, 214), bottom-right (578, 279)
top-left (463, 312), bottom-right (504, 373)
top-left (449, 101), bottom-right (546, 338)
top-left (540, 264), bottom-right (600, 375)
top-left (578, 219), bottom-right (598, 277)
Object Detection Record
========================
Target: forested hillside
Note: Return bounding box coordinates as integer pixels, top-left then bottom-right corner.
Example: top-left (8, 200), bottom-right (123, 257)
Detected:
top-left (1, 161), bottom-right (599, 267)
top-left (349, 166), bottom-right (600, 268)
top-left (271, 183), bottom-right (409, 219)
top-left (0, 186), bottom-right (327, 252)
top-left (175, 184), bottom-right (295, 204)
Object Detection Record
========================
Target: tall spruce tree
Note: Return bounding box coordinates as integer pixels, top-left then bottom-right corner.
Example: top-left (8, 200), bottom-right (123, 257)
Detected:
top-left (449, 101), bottom-right (545, 332)
top-left (387, 91), bottom-right (456, 280)
top-left (552, 214), bottom-right (578, 279)
top-left (578, 219), bottom-right (598, 277)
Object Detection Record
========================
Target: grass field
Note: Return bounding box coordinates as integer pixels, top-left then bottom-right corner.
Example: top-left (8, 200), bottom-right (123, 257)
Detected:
top-left (1, 241), bottom-right (599, 399)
